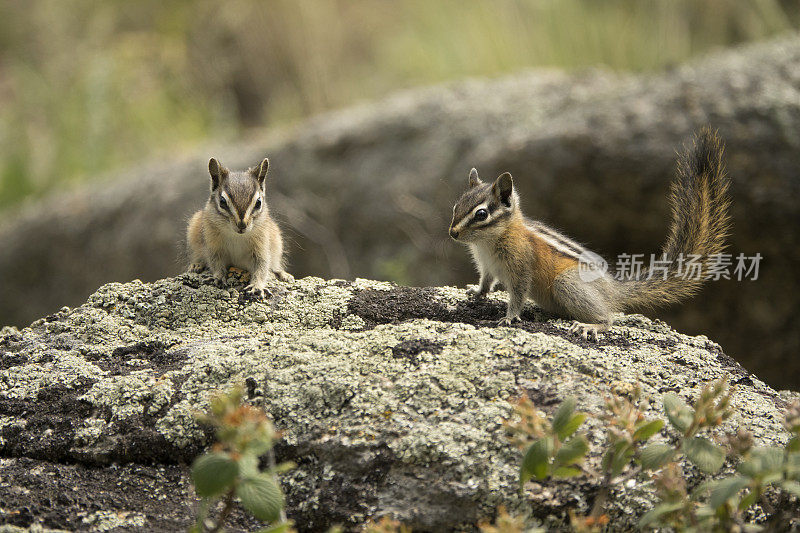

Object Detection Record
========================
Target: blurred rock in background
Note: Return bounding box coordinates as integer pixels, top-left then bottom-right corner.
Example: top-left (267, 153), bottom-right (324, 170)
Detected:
top-left (3, 0), bottom-right (798, 209)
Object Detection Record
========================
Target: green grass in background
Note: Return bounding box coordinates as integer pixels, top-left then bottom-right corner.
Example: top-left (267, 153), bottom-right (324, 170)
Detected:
top-left (0, 0), bottom-right (797, 210)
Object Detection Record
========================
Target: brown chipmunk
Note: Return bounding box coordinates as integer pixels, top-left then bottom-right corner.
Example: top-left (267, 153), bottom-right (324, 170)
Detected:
top-left (449, 129), bottom-right (731, 340)
top-left (187, 157), bottom-right (293, 298)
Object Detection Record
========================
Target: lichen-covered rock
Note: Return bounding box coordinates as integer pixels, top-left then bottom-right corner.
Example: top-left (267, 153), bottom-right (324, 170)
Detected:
top-left (2, 36), bottom-right (800, 390)
top-left (0, 274), bottom-right (795, 531)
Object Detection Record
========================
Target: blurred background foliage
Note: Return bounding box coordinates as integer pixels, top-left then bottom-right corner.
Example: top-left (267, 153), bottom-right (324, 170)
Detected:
top-left (1, 0), bottom-right (798, 210)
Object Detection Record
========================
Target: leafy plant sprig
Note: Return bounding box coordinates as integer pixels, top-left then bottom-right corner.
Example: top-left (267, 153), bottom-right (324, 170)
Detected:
top-left (506, 395), bottom-right (589, 486)
top-left (638, 377), bottom-right (733, 478)
top-left (677, 399), bottom-right (800, 531)
top-left (639, 376), bottom-right (735, 528)
top-left (363, 516), bottom-right (413, 533)
top-left (477, 506), bottom-right (532, 533)
top-left (189, 387), bottom-right (295, 533)
top-left (508, 376), bottom-right (800, 531)
top-left (573, 384), bottom-right (665, 529)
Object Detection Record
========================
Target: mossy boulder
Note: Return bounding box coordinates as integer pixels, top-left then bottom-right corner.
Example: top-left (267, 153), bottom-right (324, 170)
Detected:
top-left (0, 274), bottom-right (796, 531)
top-left (2, 36), bottom-right (800, 390)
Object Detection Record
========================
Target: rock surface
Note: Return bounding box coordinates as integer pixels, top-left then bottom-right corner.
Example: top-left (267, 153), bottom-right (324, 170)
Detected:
top-left (0, 274), bottom-right (797, 531)
top-left (1, 37), bottom-right (800, 390)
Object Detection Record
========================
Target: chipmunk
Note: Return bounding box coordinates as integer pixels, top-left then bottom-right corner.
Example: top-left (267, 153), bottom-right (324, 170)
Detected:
top-left (449, 129), bottom-right (731, 340)
top-left (187, 157), bottom-right (293, 298)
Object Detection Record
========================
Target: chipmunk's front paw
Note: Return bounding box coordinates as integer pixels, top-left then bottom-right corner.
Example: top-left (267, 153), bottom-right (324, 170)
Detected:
top-left (274, 270), bottom-right (294, 283)
top-left (212, 272), bottom-right (229, 288)
top-left (189, 262), bottom-right (206, 274)
top-left (568, 322), bottom-right (604, 342)
top-left (466, 285), bottom-right (487, 298)
top-left (497, 316), bottom-right (520, 327)
top-left (244, 283), bottom-right (271, 299)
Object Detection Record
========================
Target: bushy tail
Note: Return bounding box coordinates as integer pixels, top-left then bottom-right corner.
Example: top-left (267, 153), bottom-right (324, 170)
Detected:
top-left (621, 128), bottom-right (731, 311)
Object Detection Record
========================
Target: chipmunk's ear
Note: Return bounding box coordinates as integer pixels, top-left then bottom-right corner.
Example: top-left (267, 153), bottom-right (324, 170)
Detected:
top-left (208, 158), bottom-right (228, 190)
top-left (468, 167), bottom-right (482, 188)
top-left (493, 172), bottom-right (514, 207)
top-left (254, 158), bottom-right (269, 188)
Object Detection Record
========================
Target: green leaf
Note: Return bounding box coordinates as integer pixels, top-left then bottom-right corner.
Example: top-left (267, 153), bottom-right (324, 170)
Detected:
top-left (780, 481), bottom-right (800, 498)
top-left (245, 437), bottom-right (275, 458)
top-left (192, 452), bottom-right (239, 497)
top-left (639, 502), bottom-right (685, 527)
top-left (639, 443), bottom-right (676, 471)
top-left (663, 393), bottom-right (693, 434)
top-left (786, 451), bottom-right (800, 479)
top-left (271, 461), bottom-right (297, 475)
top-left (683, 437), bottom-right (726, 474)
top-left (691, 478), bottom-right (718, 500)
top-left (602, 439), bottom-right (625, 469)
top-left (709, 476), bottom-right (750, 510)
top-left (738, 490), bottom-right (758, 511)
top-left (739, 446), bottom-right (785, 479)
top-left (552, 466), bottom-right (582, 478)
top-left (787, 436), bottom-right (800, 453)
top-left (521, 437), bottom-right (554, 484)
top-left (633, 419), bottom-right (664, 442)
top-left (603, 440), bottom-right (634, 477)
top-left (236, 474), bottom-right (284, 522)
top-left (752, 446), bottom-right (785, 473)
top-left (555, 435), bottom-right (589, 466)
top-left (738, 458), bottom-right (759, 478)
top-left (693, 503), bottom-right (716, 520)
top-left (238, 453), bottom-right (260, 478)
top-left (551, 398), bottom-right (577, 437)
top-left (255, 521), bottom-right (294, 533)
top-left (556, 413), bottom-right (586, 441)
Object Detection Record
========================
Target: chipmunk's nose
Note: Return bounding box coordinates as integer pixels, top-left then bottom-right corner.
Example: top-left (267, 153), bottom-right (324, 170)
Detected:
top-left (237, 221), bottom-right (246, 232)
top-left (449, 228), bottom-right (459, 239)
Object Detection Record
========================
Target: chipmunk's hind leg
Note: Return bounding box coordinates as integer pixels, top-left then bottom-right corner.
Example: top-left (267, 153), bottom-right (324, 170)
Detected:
top-left (268, 227), bottom-right (294, 282)
top-left (568, 322), bottom-right (610, 341)
top-left (553, 269), bottom-right (615, 341)
top-left (273, 269), bottom-right (294, 282)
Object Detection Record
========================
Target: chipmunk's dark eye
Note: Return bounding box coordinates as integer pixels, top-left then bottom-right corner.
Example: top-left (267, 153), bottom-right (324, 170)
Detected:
top-left (474, 208), bottom-right (488, 221)
top-left (219, 196), bottom-right (228, 210)
top-left (254, 198), bottom-right (261, 210)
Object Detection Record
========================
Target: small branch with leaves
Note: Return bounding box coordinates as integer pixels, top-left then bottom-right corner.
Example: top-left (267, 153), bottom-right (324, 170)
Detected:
top-left (506, 376), bottom-right (800, 531)
top-left (506, 396), bottom-right (589, 485)
top-left (189, 387), bottom-right (295, 533)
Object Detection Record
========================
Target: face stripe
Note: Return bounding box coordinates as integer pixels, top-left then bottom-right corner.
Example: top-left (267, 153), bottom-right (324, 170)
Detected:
top-left (450, 174), bottom-right (590, 261)
top-left (243, 192), bottom-right (262, 221)
top-left (453, 202), bottom-right (491, 231)
top-left (219, 190), bottom-right (241, 223)
top-left (450, 180), bottom-right (518, 239)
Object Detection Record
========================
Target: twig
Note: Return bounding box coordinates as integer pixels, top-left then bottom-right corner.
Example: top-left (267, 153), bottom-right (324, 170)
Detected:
top-left (590, 472), bottom-right (614, 518)
top-left (208, 487), bottom-right (236, 533)
top-left (267, 447), bottom-right (288, 523)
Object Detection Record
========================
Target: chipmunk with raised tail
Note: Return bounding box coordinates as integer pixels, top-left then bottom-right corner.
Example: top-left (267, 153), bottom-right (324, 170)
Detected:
top-left (449, 129), bottom-right (731, 340)
top-left (187, 157), bottom-right (293, 298)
